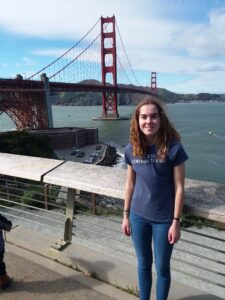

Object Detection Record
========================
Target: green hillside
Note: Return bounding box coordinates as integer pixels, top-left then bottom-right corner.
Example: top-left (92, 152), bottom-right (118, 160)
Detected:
top-left (0, 131), bottom-right (56, 158)
top-left (50, 80), bottom-right (224, 106)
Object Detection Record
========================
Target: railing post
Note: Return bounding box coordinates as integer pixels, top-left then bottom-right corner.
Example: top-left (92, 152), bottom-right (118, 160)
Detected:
top-left (6, 180), bottom-right (9, 200)
top-left (75, 189), bottom-right (80, 211)
top-left (41, 73), bottom-right (53, 128)
top-left (44, 183), bottom-right (49, 210)
top-left (91, 192), bottom-right (96, 215)
top-left (51, 187), bottom-right (75, 251)
top-left (63, 188), bottom-right (75, 242)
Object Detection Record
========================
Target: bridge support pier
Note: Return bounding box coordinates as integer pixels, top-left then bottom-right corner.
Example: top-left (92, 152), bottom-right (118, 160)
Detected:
top-left (41, 73), bottom-right (53, 128)
top-left (0, 75), bottom-right (50, 129)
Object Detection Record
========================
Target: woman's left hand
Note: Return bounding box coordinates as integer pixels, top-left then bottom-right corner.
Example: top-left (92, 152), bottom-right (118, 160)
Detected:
top-left (168, 220), bottom-right (181, 244)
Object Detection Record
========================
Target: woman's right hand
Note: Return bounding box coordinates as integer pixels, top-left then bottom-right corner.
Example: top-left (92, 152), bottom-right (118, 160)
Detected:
top-left (122, 217), bottom-right (131, 236)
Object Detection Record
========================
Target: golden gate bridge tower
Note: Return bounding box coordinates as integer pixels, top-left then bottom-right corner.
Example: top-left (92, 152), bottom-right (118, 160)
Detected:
top-left (93, 15), bottom-right (129, 120)
top-left (101, 16), bottom-right (119, 119)
top-left (150, 72), bottom-right (157, 95)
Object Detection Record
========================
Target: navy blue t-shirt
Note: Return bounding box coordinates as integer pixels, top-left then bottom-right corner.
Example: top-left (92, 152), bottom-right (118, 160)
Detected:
top-left (124, 142), bottom-right (188, 222)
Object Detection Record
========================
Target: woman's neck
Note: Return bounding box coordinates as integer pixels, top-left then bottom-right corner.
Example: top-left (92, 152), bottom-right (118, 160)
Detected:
top-left (146, 135), bottom-right (157, 145)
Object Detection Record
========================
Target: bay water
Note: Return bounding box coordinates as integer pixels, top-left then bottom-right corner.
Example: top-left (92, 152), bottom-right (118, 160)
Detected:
top-left (0, 102), bottom-right (224, 184)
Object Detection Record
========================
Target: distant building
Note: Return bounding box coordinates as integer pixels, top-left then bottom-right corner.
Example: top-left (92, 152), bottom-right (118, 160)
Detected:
top-left (30, 127), bottom-right (98, 149)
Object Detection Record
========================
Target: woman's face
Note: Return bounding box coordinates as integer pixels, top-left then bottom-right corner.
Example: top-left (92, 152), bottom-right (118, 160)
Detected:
top-left (138, 104), bottom-right (160, 142)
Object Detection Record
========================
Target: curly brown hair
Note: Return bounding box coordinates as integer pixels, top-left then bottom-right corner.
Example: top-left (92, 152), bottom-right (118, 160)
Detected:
top-left (130, 96), bottom-right (181, 159)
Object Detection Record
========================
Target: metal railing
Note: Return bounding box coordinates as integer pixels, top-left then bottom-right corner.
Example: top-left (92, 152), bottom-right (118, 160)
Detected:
top-left (0, 177), bottom-right (65, 232)
top-left (0, 153), bottom-right (224, 298)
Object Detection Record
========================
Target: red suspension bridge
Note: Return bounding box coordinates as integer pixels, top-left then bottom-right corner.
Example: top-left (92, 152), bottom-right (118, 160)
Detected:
top-left (0, 16), bottom-right (157, 130)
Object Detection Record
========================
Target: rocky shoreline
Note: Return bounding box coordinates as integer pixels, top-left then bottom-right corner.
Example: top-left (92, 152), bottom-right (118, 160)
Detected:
top-left (97, 144), bottom-right (118, 166)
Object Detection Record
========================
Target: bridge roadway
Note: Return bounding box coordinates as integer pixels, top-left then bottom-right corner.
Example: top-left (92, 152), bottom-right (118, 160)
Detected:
top-left (0, 78), bottom-right (153, 96)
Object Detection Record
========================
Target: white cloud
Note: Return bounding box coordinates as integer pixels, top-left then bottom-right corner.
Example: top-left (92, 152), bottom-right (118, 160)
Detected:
top-left (197, 62), bottom-right (225, 72)
top-left (0, 0), bottom-right (138, 39)
top-left (167, 71), bottom-right (225, 94)
top-left (32, 49), bottom-right (69, 57)
top-left (173, 8), bottom-right (225, 58)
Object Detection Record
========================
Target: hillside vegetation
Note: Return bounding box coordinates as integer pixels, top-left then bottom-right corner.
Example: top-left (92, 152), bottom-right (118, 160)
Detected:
top-left (0, 131), bottom-right (56, 158)
top-left (51, 80), bottom-right (225, 106)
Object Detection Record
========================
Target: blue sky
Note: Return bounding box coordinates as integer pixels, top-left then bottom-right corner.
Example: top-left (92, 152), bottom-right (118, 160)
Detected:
top-left (1, 0), bottom-right (225, 94)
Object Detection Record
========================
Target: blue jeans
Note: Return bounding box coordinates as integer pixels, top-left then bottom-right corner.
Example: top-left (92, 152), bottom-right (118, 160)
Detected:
top-left (0, 250), bottom-right (6, 276)
top-left (0, 231), bottom-right (6, 276)
top-left (130, 211), bottom-right (173, 300)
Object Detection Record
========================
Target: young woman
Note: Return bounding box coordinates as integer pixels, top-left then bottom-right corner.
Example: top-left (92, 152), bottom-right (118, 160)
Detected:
top-left (122, 96), bottom-right (188, 300)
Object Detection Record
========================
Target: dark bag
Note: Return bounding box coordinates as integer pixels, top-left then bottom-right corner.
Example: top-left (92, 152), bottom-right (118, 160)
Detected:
top-left (0, 214), bottom-right (12, 231)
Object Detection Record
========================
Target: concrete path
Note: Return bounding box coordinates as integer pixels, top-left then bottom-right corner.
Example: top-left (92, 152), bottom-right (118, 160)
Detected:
top-left (5, 226), bottom-right (224, 300)
top-left (2, 244), bottom-right (137, 300)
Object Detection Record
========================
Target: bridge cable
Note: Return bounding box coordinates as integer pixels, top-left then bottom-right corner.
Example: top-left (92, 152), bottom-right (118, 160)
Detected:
top-left (50, 23), bottom-right (110, 81)
top-left (117, 55), bottom-right (133, 84)
top-left (115, 21), bottom-right (141, 86)
top-left (103, 26), bottom-right (133, 85)
top-left (49, 33), bottom-right (101, 79)
top-left (27, 18), bottom-right (101, 80)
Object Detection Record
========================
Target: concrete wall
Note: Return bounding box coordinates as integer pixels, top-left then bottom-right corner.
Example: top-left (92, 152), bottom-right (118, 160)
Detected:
top-left (30, 127), bottom-right (98, 149)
